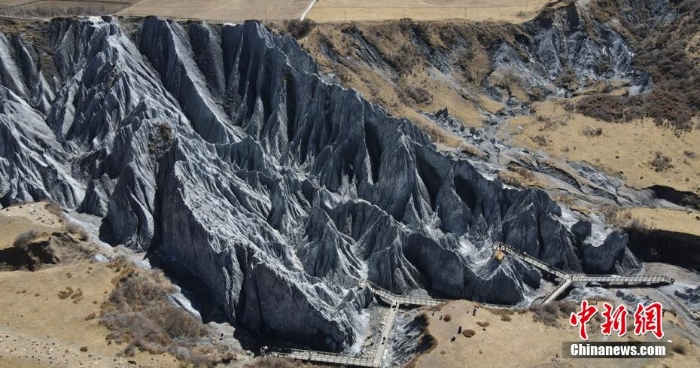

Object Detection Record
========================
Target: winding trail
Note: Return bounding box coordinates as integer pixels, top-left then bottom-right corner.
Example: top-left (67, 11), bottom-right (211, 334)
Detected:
top-left (300, 0), bottom-right (317, 20)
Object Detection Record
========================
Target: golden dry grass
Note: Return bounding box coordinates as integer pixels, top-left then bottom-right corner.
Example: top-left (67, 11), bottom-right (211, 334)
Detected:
top-left (0, 262), bottom-right (181, 367)
top-left (119, 0), bottom-right (311, 21)
top-left (415, 299), bottom-right (700, 368)
top-left (0, 205), bottom-right (182, 367)
top-left (308, 0), bottom-right (551, 23)
top-left (500, 99), bottom-right (700, 194)
top-left (298, 20), bottom-right (510, 147)
top-left (0, 0), bottom-right (137, 17)
top-left (625, 207), bottom-right (700, 237)
top-left (0, 203), bottom-right (61, 250)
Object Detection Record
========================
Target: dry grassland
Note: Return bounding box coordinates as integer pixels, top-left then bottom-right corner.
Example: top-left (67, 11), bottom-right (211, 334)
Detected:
top-left (500, 99), bottom-right (700, 194)
top-left (119, 0), bottom-right (311, 21)
top-left (415, 299), bottom-right (700, 368)
top-left (308, 0), bottom-right (551, 23)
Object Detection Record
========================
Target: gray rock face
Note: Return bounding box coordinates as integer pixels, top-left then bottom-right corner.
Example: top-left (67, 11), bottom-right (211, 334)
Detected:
top-left (675, 286), bottom-right (700, 310)
top-left (483, 0), bottom-right (676, 105)
top-left (0, 16), bottom-right (636, 351)
top-left (571, 220), bottom-right (592, 241)
top-left (581, 230), bottom-right (641, 275)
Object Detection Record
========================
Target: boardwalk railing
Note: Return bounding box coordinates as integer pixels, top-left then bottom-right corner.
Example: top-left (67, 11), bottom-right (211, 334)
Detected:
top-left (373, 303), bottom-right (400, 367)
top-left (494, 242), bottom-right (672, 287)
top-left (269, 242), bottom-right (675, 367)
top-left (494, 241), bottom-right (568, 279)
top-left (569, 274), bottom-right (672, 285)
top-left (542, 279), bottom-right (573, 305)
top-left (270, 349), bottom-right (375, 367)
top-left (361, 280), bottom-right (446, 307)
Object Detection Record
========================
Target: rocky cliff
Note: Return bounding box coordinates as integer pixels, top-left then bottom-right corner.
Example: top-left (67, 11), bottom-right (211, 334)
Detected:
top-left (0, 15), bottom-right (639, 351)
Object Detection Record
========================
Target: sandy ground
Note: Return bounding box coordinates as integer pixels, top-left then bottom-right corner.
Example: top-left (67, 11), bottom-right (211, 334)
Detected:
top-left (0, 204), bottom-right (182, 367)
top-left (500, 99), bottom-right (700, 194)
top-left (0, 261), bottom-right (181, 367)
top-left (0, 203), bottom-right (62, 250)
top-left (14, 1), bottom-right (128, 13)
top-left (626, 208), bottom-right (700, 237)
top-left (119, 0), bottom-right (311, 21)
top-left (414, 300), bottom-right (700, 368)
top-left (308, 0), bottom-right (551, 23)
top-left (0, 0), bottom-right (41, 6)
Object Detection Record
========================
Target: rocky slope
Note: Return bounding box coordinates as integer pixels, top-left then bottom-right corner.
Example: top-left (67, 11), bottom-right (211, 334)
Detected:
top-left (0, 15), bottom-right (641, 351)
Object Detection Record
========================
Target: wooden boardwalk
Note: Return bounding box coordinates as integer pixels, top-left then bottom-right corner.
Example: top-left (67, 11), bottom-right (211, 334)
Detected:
top-left (494, 241), bottom-right (568, 279)
top-left (542, 278), bottom-right (573, 304)
top-left (361, 280), bottom-right (446, 307)
top-left (494, 241), bottom-right (672, 305)
top-left (273, 242), bottom-right (673, 366)
top-left (269, 349), bottom-right (375, 367)
top-left (272, 282), bottom-right (443, 367)
top-left (373, 302), bottom-right (400, 367)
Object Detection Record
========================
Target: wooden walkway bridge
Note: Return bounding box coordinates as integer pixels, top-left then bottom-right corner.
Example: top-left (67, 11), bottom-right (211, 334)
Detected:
top-left (273, 242), bottom-right (673, 367)
top-left (360, 280), bottom-right (446, 307)
top-left (494, 241), bottom-right (673, 305)
top-left (270, 281), bottom-right (444, 367)
top-left (269, 349), bottom-right (375, 367)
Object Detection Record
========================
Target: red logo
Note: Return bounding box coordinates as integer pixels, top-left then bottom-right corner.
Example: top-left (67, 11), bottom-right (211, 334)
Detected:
top-left (633, 302), bottom-right (664, 339)
top-left (569, 301), bottom-right (664, 340)
top-left (600, 303), bottom-right (628, 337)
top-left (569, 300), bottom-right (598, 340)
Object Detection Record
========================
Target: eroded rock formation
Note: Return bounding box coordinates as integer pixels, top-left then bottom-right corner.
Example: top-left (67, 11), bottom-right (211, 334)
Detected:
top-left (0, 15), bottom-right (640, 350)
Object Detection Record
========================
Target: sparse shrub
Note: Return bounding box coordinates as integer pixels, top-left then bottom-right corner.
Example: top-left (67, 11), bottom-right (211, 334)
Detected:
top-left (12, 230), bottom-right (40, 248)
top-left (684, 150), bottom-right (696, 159)
top-left (501, 315), bottom-right (512, 322)
top-left (148, 123), bottom-right (174, 159)
top-left (530, 303), bottom-right (560, 326)
top-left (80, 346), bottom-right (88, 352)
top-left (649, 152), bottom-right (674, 172)
top-left (601, 205), bottom-right (634, 227)
top-left (563, 101), bottom-right (575, 112)
top-left (557, 69), bottom-right (578, 90)
top-left (556, 301), bottom-right (579, 316)
top-left (537, 116), bottom-right (558, 131)
top-left (443, 314), bottom-right (452, 322)
top-left (530, 134), bottom-right (548, 147)
top-left (514, 167), bottom-right (535, 181)
top-left (64, 223), bottom-right (88, 241)
top-left (462, 329), bottom-right (476, 338)
top-left (244, 357), bottom-right (303, 367)
top-left (582, 126), bottom-right (603, 137)
top-left (85, 312), bottom-right (97, 321)
top-left (576, 94), bottom-right (626, 121)
top-left (476, 321), bottom-right (490, 327)
top-left (58, 287), bottom-right (74, 300)
top-left (529, 86), bottom-right (547, 101)
top-left (671, 340), bottom-right (688, 355)
top-left (487, 309), bottom-right (514, 316)
top-left (100, 259), bottom-right (212, 365)
top-left (284, 19), bottom-right (316, 39)
top-left (498, 171), bottom-right (522, 187)
top-left (402, 86), bottom-right (432, 105)
top-left (45, 201), bottom-right (62, 217)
